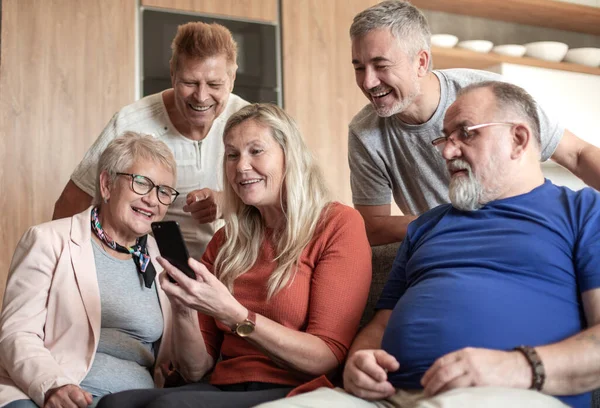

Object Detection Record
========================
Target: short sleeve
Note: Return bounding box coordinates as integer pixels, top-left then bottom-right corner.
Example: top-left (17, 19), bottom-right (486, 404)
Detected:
top-left (348, 128), bottom-right (393, 206)
top-left (537, 104), bottom-right (565, 162)
top-left (574, 190), bottom-right (600, 293)
top-left (71, 113), bottom-right (120, 196)
top-left (376, 238), bottom-right (410, 310)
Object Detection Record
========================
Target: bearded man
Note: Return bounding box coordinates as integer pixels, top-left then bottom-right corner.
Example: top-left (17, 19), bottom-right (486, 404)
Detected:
top-left (256, 81), bottom-right (600, 408)
top-left (348, 1), bottom-right (600, 246)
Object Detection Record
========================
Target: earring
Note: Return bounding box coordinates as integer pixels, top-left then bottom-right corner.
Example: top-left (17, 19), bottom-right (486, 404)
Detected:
top-left (103, 197), bottom-right (109, 204)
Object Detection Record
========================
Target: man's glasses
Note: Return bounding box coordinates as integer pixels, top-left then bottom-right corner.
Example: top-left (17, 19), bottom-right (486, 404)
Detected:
top-left (116, 173), bottom-right (179, 206)
top-left (431, 122), bottom-right (516, 153)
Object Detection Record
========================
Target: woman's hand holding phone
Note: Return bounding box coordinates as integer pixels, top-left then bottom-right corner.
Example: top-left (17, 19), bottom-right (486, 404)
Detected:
top-left (157, 260), bottom-right (195, 316)
top-left (157, 256), bottom-right (247, 327)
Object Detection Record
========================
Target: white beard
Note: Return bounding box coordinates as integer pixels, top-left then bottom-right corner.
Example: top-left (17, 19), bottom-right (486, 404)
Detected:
top-left (448, 159), bottom-right (484, 211)
top-left (449, 173), bottom-right (482, 211)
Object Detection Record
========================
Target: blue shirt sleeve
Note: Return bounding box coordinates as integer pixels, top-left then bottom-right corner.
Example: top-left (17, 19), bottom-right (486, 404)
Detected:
top-left (376, 239), bottom-right (410, 310)
top-left (574, 189), bottom-right (600, 293)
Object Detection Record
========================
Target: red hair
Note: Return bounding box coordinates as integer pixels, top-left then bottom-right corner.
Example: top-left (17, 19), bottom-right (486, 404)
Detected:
top-left (170, 22), bottom-right (237, 75)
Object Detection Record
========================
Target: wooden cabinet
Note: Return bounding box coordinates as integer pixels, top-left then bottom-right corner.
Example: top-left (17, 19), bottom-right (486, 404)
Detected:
top-left (0, 0), bottom-right (136, 305)
top-left (281, 0), bottom-right (377, 205)
top-left (142, 0), bottom-right (279, 23)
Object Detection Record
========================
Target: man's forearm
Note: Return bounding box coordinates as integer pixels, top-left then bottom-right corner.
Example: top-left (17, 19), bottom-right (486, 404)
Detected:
top-left (348, 310), bottom-right (393, 356)
top-left (574, 144), bottom-right (600, 191)
top-left (537, 323), bottom-right (600, 395)
top-left (364, 215), bottom-right (416, 246)
top-left (52, 180), bottom-right (93, 220)
top-left (551, 129), bottom-right (600, 192)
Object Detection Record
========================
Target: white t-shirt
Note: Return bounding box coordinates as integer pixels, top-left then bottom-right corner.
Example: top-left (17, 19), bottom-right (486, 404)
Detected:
top-left (71, 91), bottom-right (249, 259)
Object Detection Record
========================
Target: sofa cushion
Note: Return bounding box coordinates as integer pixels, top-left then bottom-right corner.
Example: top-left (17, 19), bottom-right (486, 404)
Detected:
top-left (360, 243), bottom-right (400, 327)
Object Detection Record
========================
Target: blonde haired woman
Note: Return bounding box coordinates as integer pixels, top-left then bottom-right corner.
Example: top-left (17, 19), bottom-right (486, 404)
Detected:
top-left (97, 104), bottom-right (372, 408)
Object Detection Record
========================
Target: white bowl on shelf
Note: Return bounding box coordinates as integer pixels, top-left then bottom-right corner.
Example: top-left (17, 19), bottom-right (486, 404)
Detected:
top-left (457, 40), bottom-right (494, 53)
top-left (524, 41), bottom-right (569, 62)
top-left (492, 44), bottom-right (527, 57)
top-left (431, 34), bottom-right (459, 48)
top-left (563, 47), bottom-right (600, 67)
top-left (558, 0), bottom-right (597, 6)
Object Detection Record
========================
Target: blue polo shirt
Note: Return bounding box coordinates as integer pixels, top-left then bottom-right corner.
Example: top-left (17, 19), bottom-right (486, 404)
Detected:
top-left (378, 180), bottom-right (600, 408)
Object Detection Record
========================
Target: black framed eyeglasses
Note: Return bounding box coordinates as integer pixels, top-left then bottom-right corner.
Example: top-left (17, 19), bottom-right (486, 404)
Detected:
top-left (431, 122), bottom-right (516, 153)
top-left (116, 173), bottom-right (179, 206)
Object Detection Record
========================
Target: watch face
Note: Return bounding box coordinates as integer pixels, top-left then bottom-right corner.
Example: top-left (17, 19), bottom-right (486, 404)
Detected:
top-left (236, 322), bottom-right (255, 337)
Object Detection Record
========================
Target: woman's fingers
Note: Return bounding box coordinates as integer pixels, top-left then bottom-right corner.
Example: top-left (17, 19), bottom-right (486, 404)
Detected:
top-left (156, 256), bottom-right (197, 285)
top-left (188, 257), bottom-right (213, 283)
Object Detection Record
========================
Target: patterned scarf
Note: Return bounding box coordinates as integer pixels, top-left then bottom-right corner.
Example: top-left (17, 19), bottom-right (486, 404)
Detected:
top-left (90, 206), bottom-right (156, 289)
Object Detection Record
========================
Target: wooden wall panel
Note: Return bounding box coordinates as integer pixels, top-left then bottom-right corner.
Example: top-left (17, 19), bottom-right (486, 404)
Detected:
top-left (142, 0), bottom-right (278, 23)
top-left (0, 0), bottom-right (136, 305)
top-left (281, 0), bottom-right (379, 205)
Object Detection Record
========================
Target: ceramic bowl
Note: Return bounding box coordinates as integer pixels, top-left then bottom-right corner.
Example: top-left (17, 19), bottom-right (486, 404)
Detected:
top-left (431, 34), bottom-right (459, 48)
top-left (492, 44), bottom-right (527, 57)
top-left (563, 47), bottom-right (600, 67)
top-left (524, 41), bottom-right (569, 62)
top-left (457, 40), bottom-right (494, 53)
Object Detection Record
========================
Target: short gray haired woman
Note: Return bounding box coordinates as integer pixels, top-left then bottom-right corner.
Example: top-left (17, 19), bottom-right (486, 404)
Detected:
top-left (0, 132), bottom-right (178, 408)
top-left (96, 104), bottom-right (373, 408)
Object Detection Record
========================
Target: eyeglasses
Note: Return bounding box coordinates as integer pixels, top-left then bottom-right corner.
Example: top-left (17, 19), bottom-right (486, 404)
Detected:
top-left (116, 173), bottom-right (179, 206)
top-left (431, 122), bottom-right (516, 153)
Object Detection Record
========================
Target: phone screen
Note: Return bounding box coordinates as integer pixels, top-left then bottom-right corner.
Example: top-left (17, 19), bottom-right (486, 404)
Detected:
top-left (151, 221), bottom-right (196, 281)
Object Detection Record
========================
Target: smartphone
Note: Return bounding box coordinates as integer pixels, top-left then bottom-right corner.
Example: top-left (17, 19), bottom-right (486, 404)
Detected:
top-left (151, 221), bottom-right (196, 281)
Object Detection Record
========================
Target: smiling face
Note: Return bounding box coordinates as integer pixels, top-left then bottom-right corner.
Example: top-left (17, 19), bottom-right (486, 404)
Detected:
top-left (171, 53), bottom-right (234, 136)
top-left (224, 120), bottom-right (286, 222)
top-left (442, 88), bottom-right (512, 210)
top-left (352, 28), bottom-right (423, 118)
top-left (100, 159), bottom-right (175, 245)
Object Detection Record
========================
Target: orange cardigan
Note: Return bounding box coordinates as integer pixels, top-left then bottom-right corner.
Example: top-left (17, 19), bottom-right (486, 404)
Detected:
top-left (199, 202), bottom-right (372, 386)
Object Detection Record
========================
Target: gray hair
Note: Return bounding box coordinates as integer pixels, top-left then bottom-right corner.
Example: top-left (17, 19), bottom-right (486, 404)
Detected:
top-left (94, 131), bottom-right (177, 205)
top-left (458, 81), bottom-right (541, 147)
top-left (350, 1), bottom-right (432, 70)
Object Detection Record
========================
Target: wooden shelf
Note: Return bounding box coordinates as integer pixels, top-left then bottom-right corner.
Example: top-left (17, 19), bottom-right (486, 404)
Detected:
top-left (432, 46), bottom-right (600, 76)
top-left (411, 0), bottom-right (600, 36)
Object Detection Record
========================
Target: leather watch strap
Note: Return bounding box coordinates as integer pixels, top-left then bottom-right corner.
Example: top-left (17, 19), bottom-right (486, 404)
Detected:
top-left (514, 345), bottom-right (545, 391)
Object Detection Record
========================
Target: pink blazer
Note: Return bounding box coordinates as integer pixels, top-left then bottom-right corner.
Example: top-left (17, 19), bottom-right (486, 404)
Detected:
top-left (0, 207), bottom-right (173, 407)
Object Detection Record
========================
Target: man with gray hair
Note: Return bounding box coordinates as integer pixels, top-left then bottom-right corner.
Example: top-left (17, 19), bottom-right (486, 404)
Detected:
top-left (256, 81), bottom-right (600, 408)
top-left (348, 0), bottom-right (600, 245)
top-left (53, 22), bottom-right (249, 259)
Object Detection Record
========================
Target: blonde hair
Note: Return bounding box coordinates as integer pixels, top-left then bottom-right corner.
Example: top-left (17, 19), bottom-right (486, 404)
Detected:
top-left (94, 132), bottom-right (177, 205)
top-left (170, 21), bottom-right (238, 76)
top-left (215, 104), bottom-right (330, 299)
